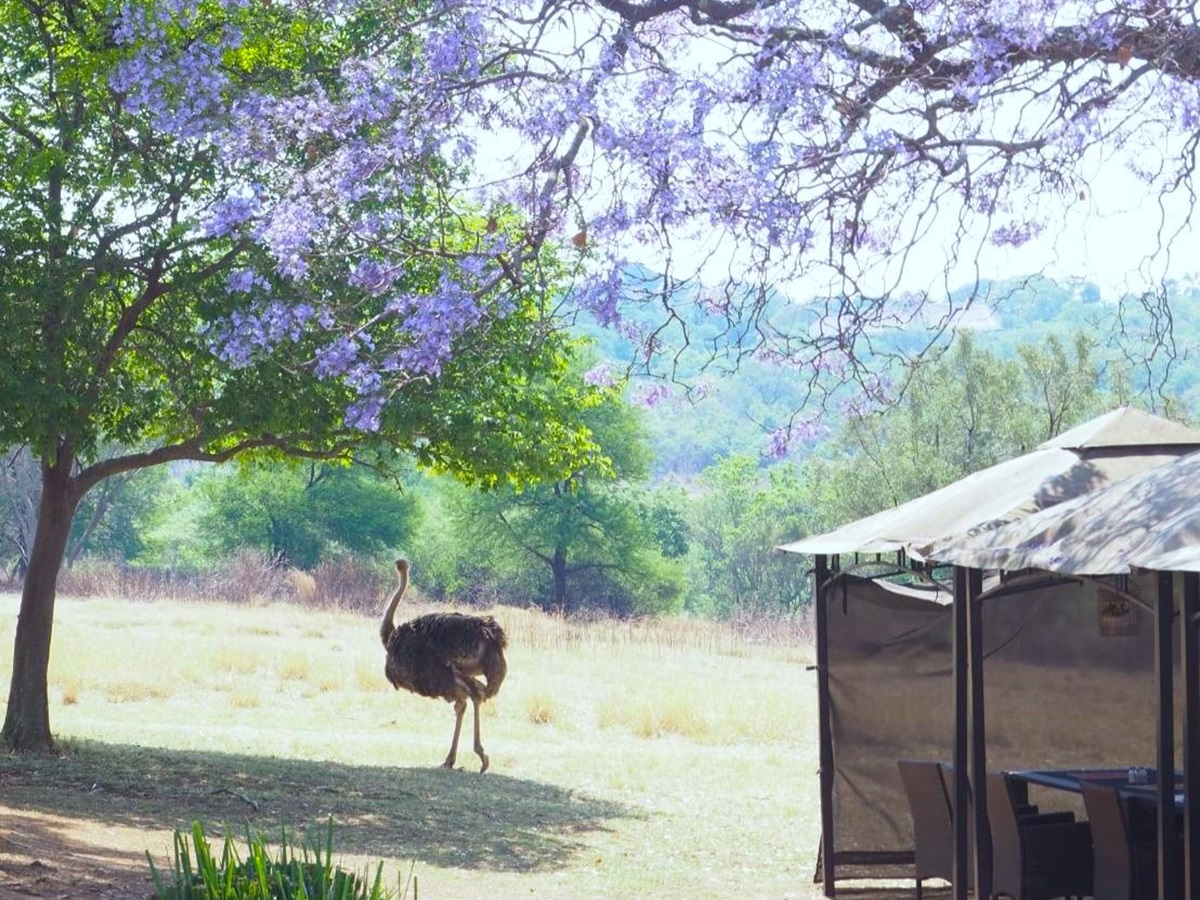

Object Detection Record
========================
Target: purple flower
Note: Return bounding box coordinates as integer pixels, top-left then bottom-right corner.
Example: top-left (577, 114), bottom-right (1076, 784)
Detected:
top-left (583, 364), bottom-right (617, 387)
top-left (635, 383), bottom-right (672, 408)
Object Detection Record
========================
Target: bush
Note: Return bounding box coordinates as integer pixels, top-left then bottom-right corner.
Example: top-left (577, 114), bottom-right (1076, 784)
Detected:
top-left (148, 820), bottom-right (410, 900)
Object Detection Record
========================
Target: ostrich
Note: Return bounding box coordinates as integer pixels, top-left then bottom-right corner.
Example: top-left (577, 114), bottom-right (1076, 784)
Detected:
top-left (379, 559), bottom-right (507, 772)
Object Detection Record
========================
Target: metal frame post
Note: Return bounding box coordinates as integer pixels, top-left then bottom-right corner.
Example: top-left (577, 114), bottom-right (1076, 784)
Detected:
top-left (967, 567), bottom-right (991, 899)
top-left (952, 565), bottom-right (970, 900)
top-left (1182, 571), bottom-right (1199, 898)
top-left (814, 554), bottom-right (836, 897)
top-left (1156, 571), bottom-right (1180, 900)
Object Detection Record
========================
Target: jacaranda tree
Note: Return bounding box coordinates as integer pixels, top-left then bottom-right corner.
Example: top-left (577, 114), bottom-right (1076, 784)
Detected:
top-left (0, 0), bottom-right (603, 752)
top-left (4, 0), bottom-right (1198, 751)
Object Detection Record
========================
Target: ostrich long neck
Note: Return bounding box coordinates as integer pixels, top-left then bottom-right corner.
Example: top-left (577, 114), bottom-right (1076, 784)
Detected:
top-left (379, 561), bottom-right (409, 646)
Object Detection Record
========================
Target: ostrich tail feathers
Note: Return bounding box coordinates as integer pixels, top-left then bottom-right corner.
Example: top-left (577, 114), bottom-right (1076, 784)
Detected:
top-left (481, 620), bottom-right (508, 699)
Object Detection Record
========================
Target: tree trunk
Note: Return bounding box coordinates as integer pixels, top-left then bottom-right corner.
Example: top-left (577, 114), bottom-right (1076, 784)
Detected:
top-left (2, 459), bottom-right (79, 753)
top-left (551, 545), bottom-right (568, 611)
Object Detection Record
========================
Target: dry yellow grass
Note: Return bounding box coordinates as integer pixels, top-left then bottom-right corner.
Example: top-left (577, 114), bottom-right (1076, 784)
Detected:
top-left (518, 688), bottom-right (557, 725)
top-left (0, 591), bottom-right (821, 900)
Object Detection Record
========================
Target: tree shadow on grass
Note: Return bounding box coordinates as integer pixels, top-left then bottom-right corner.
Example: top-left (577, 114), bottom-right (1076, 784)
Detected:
top-left (0, 738), bottom-right (636, 874)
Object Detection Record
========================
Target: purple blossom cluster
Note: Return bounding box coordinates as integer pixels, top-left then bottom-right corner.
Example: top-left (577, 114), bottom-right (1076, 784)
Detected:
top-left (206, 190), bottom-right (263, 239)
top-left (634, 383), bottom-right (673, 408)
top-left (991, 221), bottom-right (1045, 248)
top-left (583, 364), bottom-right (618, 388)
top-left (386, 275), bottom-right (487, 377)
top-left (765, 415), bottom-right (828, 460)
top-left (213, 301), bottom-right (320, 368)
top-left (572, 265), bottom-right (625, 328)
top-left (110, 0), bottom-right (244, 139)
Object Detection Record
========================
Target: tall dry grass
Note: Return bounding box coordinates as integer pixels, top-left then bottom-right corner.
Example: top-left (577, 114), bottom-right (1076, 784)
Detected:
top-left (47, 552), bottom-right (813, 660)
top-left (52, 552), bottom-right (392, 612)
top-left (493, 603), bottom-right (813, 662)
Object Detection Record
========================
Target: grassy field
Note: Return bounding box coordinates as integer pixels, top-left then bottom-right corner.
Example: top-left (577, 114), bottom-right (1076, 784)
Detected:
top-left (0, 591), bottom-right (822, 899)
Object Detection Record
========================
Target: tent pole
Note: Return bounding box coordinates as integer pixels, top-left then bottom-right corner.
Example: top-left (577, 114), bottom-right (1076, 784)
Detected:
top-left (952, 565), bottom-right (970, 900)
top-left (967, 567), bottom-right (991, 900)
top-left (1155, 571), bottom-right (1180, 900)
top-left (1182, 571), bottom-right (1199, 898)
top-left (814, 553), bottom-right (836, 897)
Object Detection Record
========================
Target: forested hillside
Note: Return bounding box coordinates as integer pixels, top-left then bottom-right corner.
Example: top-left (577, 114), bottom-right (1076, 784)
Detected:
top-left (586, 271), bottom-right (1200, 478)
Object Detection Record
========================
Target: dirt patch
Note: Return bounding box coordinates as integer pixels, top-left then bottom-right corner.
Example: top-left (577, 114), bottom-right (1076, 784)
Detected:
top-left (0, 806), bottom-right (159, 898)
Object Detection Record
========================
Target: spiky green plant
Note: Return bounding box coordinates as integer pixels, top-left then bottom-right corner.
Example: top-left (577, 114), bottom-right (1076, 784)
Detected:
top-left (148, 819), bottom-right (414, 900)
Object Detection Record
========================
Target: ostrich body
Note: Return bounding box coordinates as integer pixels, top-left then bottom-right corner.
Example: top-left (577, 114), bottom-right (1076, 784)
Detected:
top-left (379, 559), bottom-right (507, 772)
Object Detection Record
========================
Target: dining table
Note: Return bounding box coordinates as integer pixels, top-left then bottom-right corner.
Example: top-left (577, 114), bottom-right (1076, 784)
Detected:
top-left (1008, 767), bottom-right (1185, 809)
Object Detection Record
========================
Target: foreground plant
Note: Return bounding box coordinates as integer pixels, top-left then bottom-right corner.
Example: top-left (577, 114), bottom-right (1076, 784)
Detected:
top-left (147, 820), bottom-right (412, 900)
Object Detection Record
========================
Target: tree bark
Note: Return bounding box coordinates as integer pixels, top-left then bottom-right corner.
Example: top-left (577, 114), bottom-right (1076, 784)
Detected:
top-left (551, 545), bottom-right (569, 611)
top-left (2, 457), bottom-right (80, 753)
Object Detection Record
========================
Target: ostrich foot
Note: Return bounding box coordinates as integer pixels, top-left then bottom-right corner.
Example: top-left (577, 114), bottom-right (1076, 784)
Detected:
top-left (478, 752), bottom-right (490, 774)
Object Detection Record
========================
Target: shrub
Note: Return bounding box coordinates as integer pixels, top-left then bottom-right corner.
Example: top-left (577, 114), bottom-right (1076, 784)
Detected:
top-left (148, 820), bottom-right (409, 900)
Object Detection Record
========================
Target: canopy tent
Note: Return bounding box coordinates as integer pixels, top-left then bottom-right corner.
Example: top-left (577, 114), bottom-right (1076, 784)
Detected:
top-left (804, 569), bottom-right (1165, 883)
top-left (928, 446), bottom-right (1200, 899)
top-left (780, 407), bottom-right (1200, 897)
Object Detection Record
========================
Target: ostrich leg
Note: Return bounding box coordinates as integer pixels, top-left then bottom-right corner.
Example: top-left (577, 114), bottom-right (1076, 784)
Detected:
top-left (444, 698), bottom-right (466, 769)
top-left (472, 696), bottom-right (489, 773)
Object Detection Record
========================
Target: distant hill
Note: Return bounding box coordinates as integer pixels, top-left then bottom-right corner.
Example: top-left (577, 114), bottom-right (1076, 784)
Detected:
top-left (570, 269), bottom-right (1200, 478)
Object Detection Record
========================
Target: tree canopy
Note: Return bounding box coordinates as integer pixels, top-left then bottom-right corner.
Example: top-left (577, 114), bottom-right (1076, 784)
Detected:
top-left (0, 0), bottom-right (605, 752)
top-left (416, 370), bottom-right (687, 615)
top-left (402, 0), bottom-right (1200, 427)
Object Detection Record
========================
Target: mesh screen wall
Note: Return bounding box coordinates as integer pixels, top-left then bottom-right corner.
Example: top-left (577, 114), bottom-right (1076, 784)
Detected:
top-left (819, 570), bottom-right (1165, 883)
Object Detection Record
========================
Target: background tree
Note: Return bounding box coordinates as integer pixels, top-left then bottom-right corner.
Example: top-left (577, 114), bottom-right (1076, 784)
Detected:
top-left (685, 454), bottom-right (814, 618)
top-left (1017, 332), bottom-right (1109, 439)
top-left (416, 380), bottom-right (685, 615)
top-left (196, 460), bottom-right (421, 569)
top-left (803, 331), bottom-right (1116, 531)
top-left (65, 460), bottom-right (168, 569)
top-left (0, 447), bottom-right (40, 580)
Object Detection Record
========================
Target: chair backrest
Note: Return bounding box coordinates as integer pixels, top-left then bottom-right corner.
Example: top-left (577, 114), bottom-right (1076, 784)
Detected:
top-left (1081, 781), bottom-right (1133, 900)
top-left (986, 772), bottom-right (1024, 894)
top-left (898, 759), bottom-right (955, 882)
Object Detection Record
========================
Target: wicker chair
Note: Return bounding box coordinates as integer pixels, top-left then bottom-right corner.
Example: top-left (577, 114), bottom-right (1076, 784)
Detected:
top-left (1080, 781), bottom-right (1162, 900)
top-left (987, 772), bottom-right (1093, 900)
top-left (898, 760), bottom-right (957, 899)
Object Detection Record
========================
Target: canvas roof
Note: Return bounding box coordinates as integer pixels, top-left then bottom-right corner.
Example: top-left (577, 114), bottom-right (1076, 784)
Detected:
top-left (925, 446), bottom-right (1200, 575)
top-left (778, 407), bottom-right (1200, 559)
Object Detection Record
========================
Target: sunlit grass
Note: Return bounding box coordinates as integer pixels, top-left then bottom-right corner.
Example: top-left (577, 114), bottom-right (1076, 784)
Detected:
top-left (228, 687), bottom-right (262, 709)
top-left (59, 677), bottom-right (81, 707)
top-left (0, 590), bottom-right (820, 900)
top-left (277, 653), bottom-right (310, 682)
top-left (520, 689), bottom-right (558, 726)
top-left (103, 679), bottom-right (172, 704)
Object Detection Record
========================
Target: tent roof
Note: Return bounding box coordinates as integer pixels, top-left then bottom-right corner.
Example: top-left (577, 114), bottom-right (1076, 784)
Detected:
top-left (1038, 405), bottom-right (1200, 450)
top-left (778, 407), bottom-right (1200, 559)
top-left (925, 447), bottom-right (1200, 575)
